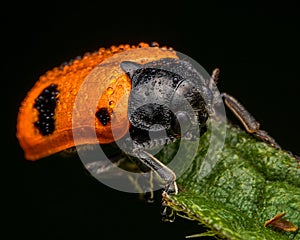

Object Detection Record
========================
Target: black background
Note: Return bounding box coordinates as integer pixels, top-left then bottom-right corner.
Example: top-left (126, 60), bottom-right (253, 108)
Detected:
top-left (5, 1), bottom-right (299, 239)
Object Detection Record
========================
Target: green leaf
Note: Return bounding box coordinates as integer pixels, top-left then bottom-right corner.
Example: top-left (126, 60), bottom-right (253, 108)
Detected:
top-left (160, 121), bottom-right (300, 240)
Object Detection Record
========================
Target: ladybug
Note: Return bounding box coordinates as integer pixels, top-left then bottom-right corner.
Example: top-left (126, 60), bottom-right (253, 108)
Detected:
top-left (17, 42), bottom-right (284, 219)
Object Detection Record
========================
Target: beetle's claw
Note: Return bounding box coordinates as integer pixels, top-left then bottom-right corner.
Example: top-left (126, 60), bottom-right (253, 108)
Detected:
top-left (161, 204), bottom-right (176, 222)
top-left (165, 181), bottom-right (178, 196)
top-left (143, 191), bottom-right (155, 203)
top-left (160, 181), bottom-right (178, 222)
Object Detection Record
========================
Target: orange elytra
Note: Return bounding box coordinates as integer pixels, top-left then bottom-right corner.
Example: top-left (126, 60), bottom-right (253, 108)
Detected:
top-left (17, 42), bottom-right (178, 161)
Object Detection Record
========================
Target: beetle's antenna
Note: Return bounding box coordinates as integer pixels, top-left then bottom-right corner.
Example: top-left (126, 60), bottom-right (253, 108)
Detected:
top-left (209, 68), bottom-right (220, 94)
top-left (211, 68), bottom-right (220, 85)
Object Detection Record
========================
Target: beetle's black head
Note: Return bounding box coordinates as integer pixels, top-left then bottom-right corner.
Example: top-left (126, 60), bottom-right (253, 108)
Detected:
top-left (120, 59), bottom-right (213, 144)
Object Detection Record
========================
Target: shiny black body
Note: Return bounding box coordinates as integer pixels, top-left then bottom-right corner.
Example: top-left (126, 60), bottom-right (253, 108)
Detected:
top-left (121, 59), bottom-right (212, 149)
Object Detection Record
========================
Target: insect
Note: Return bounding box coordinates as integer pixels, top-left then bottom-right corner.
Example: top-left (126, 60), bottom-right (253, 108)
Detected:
top-left (17, 42), bottom-right (286, 219)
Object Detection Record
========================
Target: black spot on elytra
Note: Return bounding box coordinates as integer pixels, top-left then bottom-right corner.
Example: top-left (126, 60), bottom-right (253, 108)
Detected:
top-left (96, 108), bottom-right (111, 126)
top-left (33, 84), bottom-right (59, 135)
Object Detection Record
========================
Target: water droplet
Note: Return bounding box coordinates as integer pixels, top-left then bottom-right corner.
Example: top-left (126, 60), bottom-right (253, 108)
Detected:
top-left (106, 87), bottom-right (114, 95)
top-left (116, 84), bottom-right (124, 92)
top-left (138, 42), bottom-right (148, 48)
top-left (109, 101), bottom-right (115, 108)
top-left (173, 76), bottom-right (179, 84)
top-left (83, 52), bottom-right (91, 57)
top-left (150, 42), bottom-right (159, 47)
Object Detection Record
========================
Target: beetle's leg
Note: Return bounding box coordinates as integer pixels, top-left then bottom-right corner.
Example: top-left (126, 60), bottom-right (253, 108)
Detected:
top-left (221, 92), bottom-right (281, 149)
top-left (132, 149), bottom-right (177, 221)
top-left (135, 150), bottom-right (178, 195)
top-left (128, 156), bottom-right (155, 203)
top-left (143, 170), bottom-right (155, 203)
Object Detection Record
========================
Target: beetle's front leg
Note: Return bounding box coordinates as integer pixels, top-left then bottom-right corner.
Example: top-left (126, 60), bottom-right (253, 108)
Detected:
top-left (134, 150), bottom-right (178, 196)
top-left (131, 149), bottom-right (178, 221)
